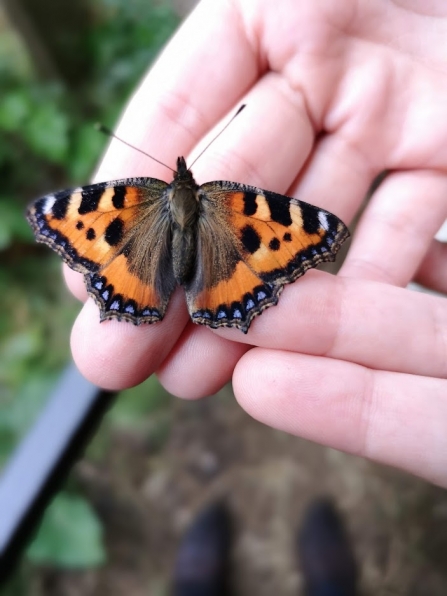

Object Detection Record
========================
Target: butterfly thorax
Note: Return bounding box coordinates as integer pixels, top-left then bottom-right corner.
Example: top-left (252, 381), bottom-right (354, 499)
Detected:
top-left (169, 156), bottom-right (200, 285)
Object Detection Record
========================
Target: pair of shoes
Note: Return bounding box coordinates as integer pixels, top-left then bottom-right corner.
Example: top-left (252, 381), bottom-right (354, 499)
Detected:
top-left (172, 499), bottom-right (358, 596)
top-left (298, 499), bottom-right (359, 596)
top-left (172, 502), bottom-right (232, 596)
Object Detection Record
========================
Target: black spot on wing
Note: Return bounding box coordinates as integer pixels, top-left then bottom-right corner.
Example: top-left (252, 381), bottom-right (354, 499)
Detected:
top-left (265, 194), bottom-right (292, 226)
top-left (28, 206), bottom-right (100, 272)
top-left (243, 191), bottom-right (258, 216)
top-left (121, 237), bottom-right (134, 258)
top-left (260, 222), bottom-right (350, 286)
top-left (241, 225), bottom-right (261, 254)
top-left (76, 221), bottom-right (84, 230)
top-left (300, 202), bottom-right (321, 234)
top-left (269, 237), bottom-right (280, 251)
top-left (86, 228), bottom-right (96, 240)
top-left (52, 194), bottom-right (70, 220)
top-left (112, 186), bottom-right (126, 209)
top-left (283, 232), bottom-right (292, 242)
top-left (105, 217), bottom-right (124, 246)
top-left (78, 183), bottom-right (106, 215)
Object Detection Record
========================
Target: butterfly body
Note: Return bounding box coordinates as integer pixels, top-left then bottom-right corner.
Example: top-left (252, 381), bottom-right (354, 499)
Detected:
top-left (169, 157), bottom-right (201, 285)
top-left (27, 158), bottom-right (349, 333)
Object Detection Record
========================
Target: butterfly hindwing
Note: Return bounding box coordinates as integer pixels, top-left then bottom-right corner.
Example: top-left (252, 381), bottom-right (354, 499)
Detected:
top-left (27, 178), bottom-right (176, 323)
top-left (185, 181), bottom-right (349, 333)
top-left (85, 254), bottom-right (170, 324)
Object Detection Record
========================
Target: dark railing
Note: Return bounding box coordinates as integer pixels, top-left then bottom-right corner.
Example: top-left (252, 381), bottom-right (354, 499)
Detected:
top-left (0, 364), bottom-right (116, 582)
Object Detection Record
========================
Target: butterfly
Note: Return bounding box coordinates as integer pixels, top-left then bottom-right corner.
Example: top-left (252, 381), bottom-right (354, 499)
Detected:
top-left (27, 148), bottom-right (349, 334)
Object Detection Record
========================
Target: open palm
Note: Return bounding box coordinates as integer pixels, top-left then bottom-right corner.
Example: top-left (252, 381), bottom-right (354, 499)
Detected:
top-left (66, 0), bottom-right (447, 486)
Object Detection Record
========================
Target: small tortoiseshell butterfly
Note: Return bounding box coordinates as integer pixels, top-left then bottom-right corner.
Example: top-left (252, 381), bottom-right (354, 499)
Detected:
top-left (27, 116), bottom-right (349, 334)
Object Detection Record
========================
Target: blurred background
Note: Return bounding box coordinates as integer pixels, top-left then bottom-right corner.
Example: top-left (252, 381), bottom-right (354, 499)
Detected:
top-left (1, 1), bottom-right (447, 594)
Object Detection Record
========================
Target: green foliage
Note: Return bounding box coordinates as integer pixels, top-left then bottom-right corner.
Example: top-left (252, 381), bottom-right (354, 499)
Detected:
top-left (27, 493), bottom-right (106, 567)
top-left (86, 0), bottom-right (179, 111)
top-left (0, 198), bottom-right (32, 249)
top-left (0, 0), bottom-right (179, 578)
top-left (0, 84), bottom-right (70, 165)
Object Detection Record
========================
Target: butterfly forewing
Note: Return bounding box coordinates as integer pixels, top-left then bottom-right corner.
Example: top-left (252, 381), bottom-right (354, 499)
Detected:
top-left (27, 178), bottom-right (176, 323)
top-left (225, 183), bottom-right (349, 285)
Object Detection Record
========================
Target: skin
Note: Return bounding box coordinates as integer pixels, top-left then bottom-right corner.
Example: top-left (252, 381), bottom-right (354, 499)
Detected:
top-left (65, 0), bottom-right (447, 487)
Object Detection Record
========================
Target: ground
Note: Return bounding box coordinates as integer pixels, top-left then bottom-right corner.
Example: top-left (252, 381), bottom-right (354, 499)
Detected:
top-left (39, 385), bottom-right (447, 596)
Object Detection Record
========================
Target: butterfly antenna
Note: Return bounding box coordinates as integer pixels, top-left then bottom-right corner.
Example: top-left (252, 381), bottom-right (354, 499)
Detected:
top-left (95, 123), bottom-right (175, 174)
top-left (189, 104), bottom-right (246, 169)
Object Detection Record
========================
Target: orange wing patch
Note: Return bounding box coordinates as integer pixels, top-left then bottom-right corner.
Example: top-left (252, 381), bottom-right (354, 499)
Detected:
top-left (231, 208), bottom-right (323, 272)
top-left (27, 183), bottom-right (146, 273)
top-left (85, 254), bottom-right (164, 323)
top-left (187, 260), bottom-right (278, 332)
top-left (191, 261), bottom-right (261, 311)
top-left (227, 188), bottom-right (348, 286)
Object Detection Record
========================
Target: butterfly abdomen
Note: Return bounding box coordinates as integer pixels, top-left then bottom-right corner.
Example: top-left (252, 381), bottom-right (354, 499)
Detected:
top-left (172, 225), bottom-right (197, 285)
top-left (168, 172), bottom-right (200, 286)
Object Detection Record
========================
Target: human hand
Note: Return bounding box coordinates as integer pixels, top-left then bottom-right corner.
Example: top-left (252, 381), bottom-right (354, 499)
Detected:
top-left (66, 0), bottom-right (447, 486)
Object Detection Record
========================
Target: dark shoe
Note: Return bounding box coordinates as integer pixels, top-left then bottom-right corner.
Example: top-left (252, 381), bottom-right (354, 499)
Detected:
top-left (297, 498), bottom-right (358, 596)
top-left (172, 501), bottom-right (232, 596)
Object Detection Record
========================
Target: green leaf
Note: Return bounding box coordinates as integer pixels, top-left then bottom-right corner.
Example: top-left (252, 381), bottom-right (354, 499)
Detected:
top-left (0, 90), bottom-right (31, 132)
top-left (0, 199), bottom-right (33, 250)
top-left (0, 327), bottom-right (43, 385)
top-left (68, 123), bottom-right (106, 182)
top-left (24, 104), bottom-right (69, 163)
top-left (27, 493), bottom-right (106, 568)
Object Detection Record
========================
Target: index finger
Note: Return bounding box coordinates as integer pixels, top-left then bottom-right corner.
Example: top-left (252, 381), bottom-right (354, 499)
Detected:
top-left (95, 0), bottom-right (259, 182)
top-left (68, 1), bottom-right (261, 388)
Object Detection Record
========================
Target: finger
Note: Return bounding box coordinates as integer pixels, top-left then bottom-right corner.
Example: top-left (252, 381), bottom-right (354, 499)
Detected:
top-left (94, 0), bottom-right (259, 184)
top-left (63, 265), bottom-right (87, 302)
top-left (71, 296), bottom-right (246, 392)
top-left (156, 323), bottom-right (249, 400)
top-left (341, 170), bottom-right (447, 285)
top-left (191, 72), bottom-right (314, 193)
top-left (70, 290), bottom-right (188, 389)
top-left (292, 131), bottom-right (382, 224)
top-left (234, 350), bottom-right (447, 487)
top-left (215, 271), bottom-right (447, 380)
top-left (414, 239), bottom-right (447, 294)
